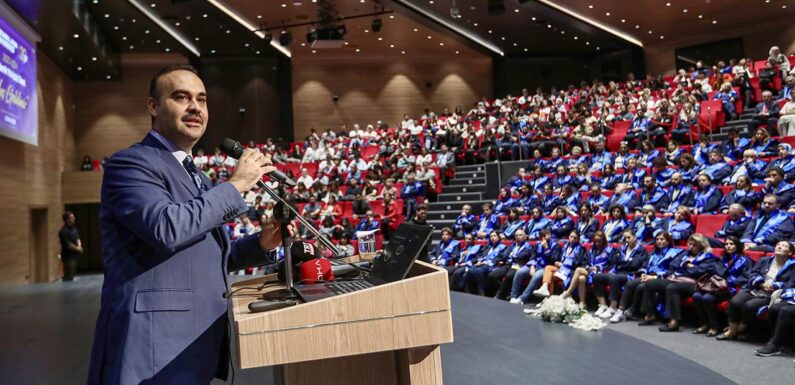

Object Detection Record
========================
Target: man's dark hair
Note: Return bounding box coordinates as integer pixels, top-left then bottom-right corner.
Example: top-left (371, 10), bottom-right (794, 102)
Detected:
top-left (62, 211), bottom-right (74, 222)
top-left (149, 64), bottom-right (199, 99)
top-left (768, 166), bottom-right (785, 178)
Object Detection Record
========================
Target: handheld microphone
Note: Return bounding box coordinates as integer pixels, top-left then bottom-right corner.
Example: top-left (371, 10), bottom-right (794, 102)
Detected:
top-left (221, 137), bottom-right (297, 187)
top-left (278, 241), bottom-right (329, 283)
top-left (299, 258), bottom-right (334, 284)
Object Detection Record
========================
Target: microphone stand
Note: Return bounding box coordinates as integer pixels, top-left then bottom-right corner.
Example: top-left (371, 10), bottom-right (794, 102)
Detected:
top-left (258, 181), bottom-right (341, 301)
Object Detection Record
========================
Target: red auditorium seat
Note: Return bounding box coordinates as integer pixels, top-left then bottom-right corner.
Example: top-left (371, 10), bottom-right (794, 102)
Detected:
top-left (695, 214), bottom-right (728, 237)
top-left (781, 136), bottom-right (795, 146)
top-left (744, 251), bottom-right (767, 263)
top-left (370, 200), bottom-right (384, 216)
top-left (607, 120), bottom-right (631, 152)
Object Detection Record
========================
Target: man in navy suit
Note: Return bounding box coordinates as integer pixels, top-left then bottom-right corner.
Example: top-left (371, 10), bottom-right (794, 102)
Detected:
top-left (87, 65), bottom-right (284, 385)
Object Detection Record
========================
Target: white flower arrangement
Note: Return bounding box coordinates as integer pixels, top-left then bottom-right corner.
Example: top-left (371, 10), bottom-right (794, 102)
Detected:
top-left (523, 295), bottom-right (605, 331)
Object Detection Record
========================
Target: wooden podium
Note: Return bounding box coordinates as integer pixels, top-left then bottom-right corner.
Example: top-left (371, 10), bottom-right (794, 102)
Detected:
top-left (229, 260), bottom-right (454, 385)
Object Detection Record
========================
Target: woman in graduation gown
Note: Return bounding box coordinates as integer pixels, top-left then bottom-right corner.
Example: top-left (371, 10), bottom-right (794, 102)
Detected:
top-left (592, 230), bottom-right (648, 320)
top-left (609, 231), bottom-right (684, 323)
top-left (639, 233), bottom-right (724, 332)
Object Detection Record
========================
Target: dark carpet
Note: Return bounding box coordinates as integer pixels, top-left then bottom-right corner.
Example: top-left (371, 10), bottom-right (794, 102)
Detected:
top-left (0, 276), bottom-right (747, 384)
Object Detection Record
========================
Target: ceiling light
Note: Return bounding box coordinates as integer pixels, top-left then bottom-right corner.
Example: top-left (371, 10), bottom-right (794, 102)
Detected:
top-left (226, 30), bottom-right (230, 34)
top-left (574, 36), bottom-right (578, 40)
top-left (473, 23), bottom-right (478, 26)
top-left (524, 48), bottom-right (528, 52)
top-left (377, 37), bottom-right (382, 41)
top-left (621, 19), bottom-right (625, 23)
top-left (311, 49), bottom-right (316, 54)
top-left (588, 5), bottom-right (593, 8)
top-left (659, 35), bottom-right (664, 39)
top-left (175, 22), bottom-right (180, 26)
top-left (211, 49), bottom-right (216, 53)
top-left (355, 48), bottom-right (360, 52)
top-left (401, 50), bottom-right (405, 54)
top-left (106, 75), bottom-right (111, 80)
top-left (440, 42), bottom-right (444, 46)
top-left (605, 12), bottom-right (610, 16)
top-left (129, 45), bottom-right (134, 49)
top-left (279, 31), bottom-right (292, 46)
top-left (77, 66), bottom-right (82, 71)
top-left (245, 43), bottom-right (250, 47)
top-left (256, 50), bottom-right (261, 54)
top-left (514, 9), bottom-right (519, 13)
top-left (537, 0), bottom-right (642, 47)
top-left (683, 9), bottom-right (688, 13)
top-left (58, 46), bottom-right (63, 50)
top-left (73, 33), bottom-right (79, 38)
top-left (531, 17), bottom-right (536, 21)
top-left (635, 25), bottom-right (640, 29)
top-left (114, 26), bottom-right (119, 30)
top-left (281, 3), bottom-right (286, 7)
top-left (427, 35), bottom-right (432, 39)
top-left (389, 44), bottom-right (394, 47)
top-left (413, 28), bottom-right (418, 32)
top-left (648, 30), bottom-right (652, 34)
top-left (91, 56), bottom-right (97, 61)
top-left (389, 15), bottom-right (394, 19)
top-left (194, 37), bottom-right (200, 41)
top-left (128, 0), bottom-right (201, 56)
top-left (364, 29), bottom-right (369, 33)
top-left (122, 36), bottom-right (127, 40)
top-left (698, 15), bottom-right (703, 18)
top-left (165, 48), bottom-right (170, 52)
top-left (455, 50), bottom-right (459, 54)
top-left (666, 2), bottom-right (671, 6)
top-left (104, 14), bottom-right (109, 18)
top-left (155, 39), bottom-right (160, 44)
top-left (501, 36), bottom-right (506, 40)
top-left (257, 15), bottom-right (262, 19)
top-left (203, 14), bottom-right (208, 18)
top-left (512, 43), bottom-right (517, 46)
top-left (144, 30), bottom-right (150, 34)
top-left (783, 5), bottom-right (787, 8)
top-left (712, 20), bottom-right (717, 24)
top-left (150, 3), bottom-right (155, 7)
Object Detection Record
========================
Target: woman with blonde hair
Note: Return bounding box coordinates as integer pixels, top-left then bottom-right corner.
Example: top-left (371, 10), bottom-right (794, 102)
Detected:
top-left (639, 233), bottom-right (724, 332)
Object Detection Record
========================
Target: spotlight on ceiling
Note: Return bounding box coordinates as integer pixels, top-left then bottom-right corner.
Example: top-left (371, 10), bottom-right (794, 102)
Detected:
top-left (371, 18), bottom-right (382, 32)
top-left (279, 31), bottom-right (292, 46)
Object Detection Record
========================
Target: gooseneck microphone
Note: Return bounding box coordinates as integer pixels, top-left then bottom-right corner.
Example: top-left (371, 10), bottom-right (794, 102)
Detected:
top-left (220, 137), bottom-right (296, 187)
top-left (220, 137), bottom-right (342, 263)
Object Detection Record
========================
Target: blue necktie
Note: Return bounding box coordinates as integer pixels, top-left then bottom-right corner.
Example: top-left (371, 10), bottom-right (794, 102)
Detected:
top-left (182, 155), bottom-right (206, 192)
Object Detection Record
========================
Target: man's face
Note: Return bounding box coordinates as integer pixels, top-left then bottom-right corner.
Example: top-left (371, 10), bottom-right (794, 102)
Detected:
top-left (762, 197), bottom-right (779, 213)
top-left (643, 177), bottom-right (654, 190)
top-left (763, 93), bottom-right (772, 103)
top-left (671, 174), bottom-right (682, 185)
top-left (515, 230), bottom-right (526, 242)
top-left (148, 70), bottom-right (208, 150)
top-left (66, 214), bottom-right (76, 226)
top-left (490, 232), bottom-right (500, 243)
top-left (442, 231), bottom-right (451, 242)
top-left (708, 152), bottom-right (720, 164)
top-left (729, 206), bottom-right (743, 220)
top-left (417, 209), bottom-right (427, 220)
top-left (769, 171), bottom-right (784, 185)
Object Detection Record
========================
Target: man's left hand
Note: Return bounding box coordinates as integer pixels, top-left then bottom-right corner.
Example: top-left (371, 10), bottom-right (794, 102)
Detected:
top-left (258, 218), bottom-right (294, 251)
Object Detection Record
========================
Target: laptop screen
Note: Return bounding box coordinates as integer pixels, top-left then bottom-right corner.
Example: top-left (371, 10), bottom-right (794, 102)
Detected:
top-left (369, 223), bottom-right (433, 284)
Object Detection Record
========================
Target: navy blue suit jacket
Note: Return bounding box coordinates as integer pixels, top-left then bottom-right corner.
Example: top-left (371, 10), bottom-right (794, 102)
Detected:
top-left (87, 133), bottom-right (277, 385)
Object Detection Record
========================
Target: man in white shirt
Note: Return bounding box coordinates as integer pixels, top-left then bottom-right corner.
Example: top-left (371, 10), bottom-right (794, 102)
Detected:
top-left (296, 168), bottom-right (314, 189)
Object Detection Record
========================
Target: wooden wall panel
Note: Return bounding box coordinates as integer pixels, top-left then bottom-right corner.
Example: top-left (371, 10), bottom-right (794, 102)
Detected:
top-left (73, 53), bottom-right (189, 162)
top-left (291, 56), bottom-right (493, 139)
top-left (0, 53), bottom-right (76, 285)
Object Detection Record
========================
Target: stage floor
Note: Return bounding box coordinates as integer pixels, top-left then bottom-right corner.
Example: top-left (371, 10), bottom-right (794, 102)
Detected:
top-left (0, 275), bottom-right (787, 385)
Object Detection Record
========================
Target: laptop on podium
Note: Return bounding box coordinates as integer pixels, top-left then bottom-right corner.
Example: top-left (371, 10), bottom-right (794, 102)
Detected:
top-left (295, 223), bottom-right (433, 302)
